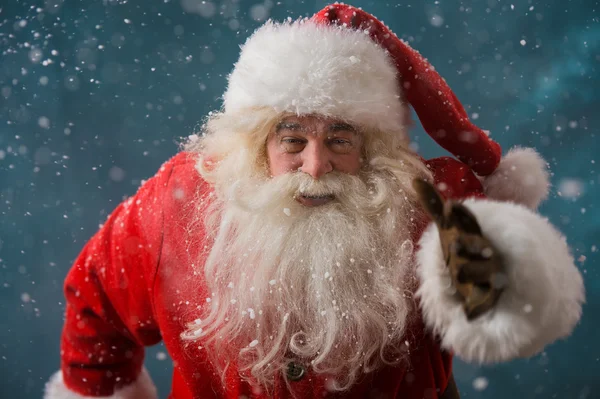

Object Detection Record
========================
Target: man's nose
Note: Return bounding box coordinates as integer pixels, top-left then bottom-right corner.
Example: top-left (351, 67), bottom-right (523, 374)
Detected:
top-left (300, 143), bottom-right (333, 179)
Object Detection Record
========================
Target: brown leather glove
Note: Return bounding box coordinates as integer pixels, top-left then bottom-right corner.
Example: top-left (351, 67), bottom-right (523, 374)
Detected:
top-left (413, 178), bottom-right (506, 321)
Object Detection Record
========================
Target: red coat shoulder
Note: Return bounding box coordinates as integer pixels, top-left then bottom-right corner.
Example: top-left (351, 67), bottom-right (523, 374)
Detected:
top-left (58, 151), bottom-right (204, 397)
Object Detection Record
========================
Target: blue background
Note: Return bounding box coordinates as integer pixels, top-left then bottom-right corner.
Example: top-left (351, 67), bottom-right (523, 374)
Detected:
top-left (1, 0), bottom-right (598, 398)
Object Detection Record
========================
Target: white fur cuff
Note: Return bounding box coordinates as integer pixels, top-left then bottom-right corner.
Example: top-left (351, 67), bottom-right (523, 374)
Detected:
top-left (44, 368), bottom-right (157, 399)
top-left (416, 199), bottom-right (584, 364)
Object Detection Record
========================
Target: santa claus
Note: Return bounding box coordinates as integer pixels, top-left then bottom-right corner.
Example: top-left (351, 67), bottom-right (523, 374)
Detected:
top-left (44, 4), bottom-right (584, 399)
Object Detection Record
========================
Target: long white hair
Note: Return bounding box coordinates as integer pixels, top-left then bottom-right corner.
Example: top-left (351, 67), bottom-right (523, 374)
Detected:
top-left (182, 107), bottom-right (432, 392)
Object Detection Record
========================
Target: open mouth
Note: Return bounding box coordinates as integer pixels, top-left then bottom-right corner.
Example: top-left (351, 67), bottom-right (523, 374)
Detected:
top-left (296, 194), bottom-right (335, 207)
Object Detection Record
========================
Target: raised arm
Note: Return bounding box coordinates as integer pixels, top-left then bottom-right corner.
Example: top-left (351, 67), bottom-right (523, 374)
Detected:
top-left (414, 162), bottom-right (584, 364)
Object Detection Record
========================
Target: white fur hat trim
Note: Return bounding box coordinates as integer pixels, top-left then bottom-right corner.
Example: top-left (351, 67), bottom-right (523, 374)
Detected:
top-left (223, 19), bottom-right (408, 139)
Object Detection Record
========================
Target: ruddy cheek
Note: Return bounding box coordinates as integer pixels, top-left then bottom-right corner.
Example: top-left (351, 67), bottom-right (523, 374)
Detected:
top-left (268, 154), bottom-right (295, 176)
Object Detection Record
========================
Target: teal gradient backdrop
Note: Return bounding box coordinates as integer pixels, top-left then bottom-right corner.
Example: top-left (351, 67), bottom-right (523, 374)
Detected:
top-left (0, 0), bottom-right (598, 398)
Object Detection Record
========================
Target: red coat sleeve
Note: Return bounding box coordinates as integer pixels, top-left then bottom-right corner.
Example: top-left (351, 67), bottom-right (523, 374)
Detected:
top-left (58, 157), bottom-right (177, 396)
top-left (426, 156), bottom-right (485, 200)
top-left (415, 156), bottom-right (484, 394)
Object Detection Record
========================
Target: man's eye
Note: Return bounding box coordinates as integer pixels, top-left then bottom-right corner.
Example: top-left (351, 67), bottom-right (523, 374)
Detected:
top-left (330, 139), bottom-right (351, 145)
top-left (282, 138), bottom-right (305, 145)
top-left (329, 138), bottom-right (354, 153)
top-left (281, 138), bottom-right (305, 152)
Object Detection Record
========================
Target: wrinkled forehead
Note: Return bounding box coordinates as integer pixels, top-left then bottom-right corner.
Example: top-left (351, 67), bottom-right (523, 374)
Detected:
top-left (274, 114), bottom-right (360, 134)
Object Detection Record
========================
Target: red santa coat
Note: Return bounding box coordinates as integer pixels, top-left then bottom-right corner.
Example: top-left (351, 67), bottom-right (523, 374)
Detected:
top-left (49, 151), bottom-right (575, 399)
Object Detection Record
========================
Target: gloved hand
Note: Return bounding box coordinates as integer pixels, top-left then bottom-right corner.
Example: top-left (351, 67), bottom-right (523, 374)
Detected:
top-left (413, 178), bottom-right (506, 320)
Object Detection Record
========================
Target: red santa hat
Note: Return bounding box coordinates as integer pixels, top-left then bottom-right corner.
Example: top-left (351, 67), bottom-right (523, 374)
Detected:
top-left (223, 4), bottom-right (549, 208)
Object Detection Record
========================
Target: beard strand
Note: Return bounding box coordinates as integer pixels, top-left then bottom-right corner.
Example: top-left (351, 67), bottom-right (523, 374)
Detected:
top-left (182, 168), bottom-right (422, 391)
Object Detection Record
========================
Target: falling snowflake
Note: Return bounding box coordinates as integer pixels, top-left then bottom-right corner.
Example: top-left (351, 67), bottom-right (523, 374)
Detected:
top-left (473, 376), bottom-right (489, 391)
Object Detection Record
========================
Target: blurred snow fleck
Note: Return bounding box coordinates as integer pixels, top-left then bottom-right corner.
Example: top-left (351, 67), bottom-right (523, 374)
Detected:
top-left (29, 48), bottom-right (43, 63)
top-left (430, 14), bottom-right (444, 27)
top-left (228, 19), bottom-right (240, 31)
top-left (181, 0), bottom-right (216, 18)
top-left (481, 247), bottom-right (494, 258)
top-left (458, 130), bottom-right (477, 143)
top-left (38, 116), bottom-right (50, 129)
top-left (248, 339), bottom-right (259, 347)
top-left (174, 25), bottom-right (185, 35)
top-left (520, 39), bottom-right (527, 46)
top-left (324, 377), bottom-right (338, 392)
top-left (45, 0), bottom-right (65, 14)
top-left (250, 4), bottom-right (270, 22)
top-left (557, 178), bottom-right (584, 199)
top-left (173, 188), bottom-right (185, 200)
top-left (21, 293), bottom-right (31, 303)
top-left (64, 75), bottom-right (80, 91)
top-left (473, 376), bottom-right (489, 391)
top-left (109, 166), bottom-right (126, 182)
top-left (156, 351), bottom-right (167, 360)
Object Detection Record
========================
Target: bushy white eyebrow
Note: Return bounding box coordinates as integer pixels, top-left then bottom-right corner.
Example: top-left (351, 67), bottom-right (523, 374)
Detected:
top-left (274, 121), bottom-right (358, 136)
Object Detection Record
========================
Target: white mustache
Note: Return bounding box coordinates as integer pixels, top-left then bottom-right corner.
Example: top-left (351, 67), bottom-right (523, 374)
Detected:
top-left (229, 171), bottom-right (361, 212)
top-left (294, 173), bottom-right (348, 197)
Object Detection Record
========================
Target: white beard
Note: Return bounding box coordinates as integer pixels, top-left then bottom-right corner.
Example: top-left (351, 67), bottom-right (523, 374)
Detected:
top-left (182, 167), bottom-right (424, 391)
